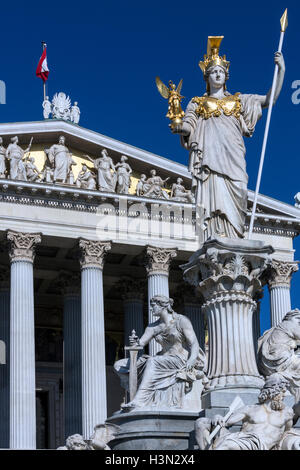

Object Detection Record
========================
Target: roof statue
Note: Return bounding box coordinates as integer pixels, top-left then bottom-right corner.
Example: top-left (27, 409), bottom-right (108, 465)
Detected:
top-left (42, 92), bottom-right (80, 124)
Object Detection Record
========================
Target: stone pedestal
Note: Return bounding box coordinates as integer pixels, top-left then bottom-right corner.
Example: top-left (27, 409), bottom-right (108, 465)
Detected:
top-left (182, 237), bottom-right (273, 397)
top-left (7, 231), bottom-right (41, 449)
top-left (107, 410), bottom-right (199, 450)
top-left (145, 246), bottom-right (177, 355)
top-left (268, 260), bottom-right (298, 326)
top-left (79, 239), bottom-right (111, 440)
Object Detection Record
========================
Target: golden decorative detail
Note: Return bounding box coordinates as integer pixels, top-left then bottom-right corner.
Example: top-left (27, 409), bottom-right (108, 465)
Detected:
top-left (155, 76), bottom-right (185, 128)
top-left (192, 93), bottom-right (241, 120)
top-left (280, 8), bottom-right (288, 32)
top-left (199, 36), bottom-right (230, 75)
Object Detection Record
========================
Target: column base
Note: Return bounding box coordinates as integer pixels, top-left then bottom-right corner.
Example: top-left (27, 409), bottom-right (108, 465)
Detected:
top-left (208, 374), bottom-right (264, 391)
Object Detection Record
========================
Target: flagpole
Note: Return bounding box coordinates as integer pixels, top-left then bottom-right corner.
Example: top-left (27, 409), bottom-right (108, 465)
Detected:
top-left (41, 41), bottom-right (47, 101)
top-left (248, 9), bottom-right (288, 239)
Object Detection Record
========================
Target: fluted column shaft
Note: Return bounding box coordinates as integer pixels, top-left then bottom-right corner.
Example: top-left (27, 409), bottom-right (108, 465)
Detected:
top-left (145, 246), bottom-right (177, 356)
top-left (268, 260), bottom-right (298, 326)
top-left (79, 239), bottom-right (111, 439)
top-left (0, 272), bottom-right (10, 448)
top-left (203, 295), bottom-right (261, 389)
top-left (61, 273), bottom-right (82, 438)
top-left (7, 231), bottom-right (41, 449)
top-left (123, 298), bottom-right (144, 344)
top-left (184, 302), bottom-right (205, 351)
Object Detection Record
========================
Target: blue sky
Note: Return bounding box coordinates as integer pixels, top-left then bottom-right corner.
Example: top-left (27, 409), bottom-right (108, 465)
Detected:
top-left (0, 0), bottom-right (300, 332)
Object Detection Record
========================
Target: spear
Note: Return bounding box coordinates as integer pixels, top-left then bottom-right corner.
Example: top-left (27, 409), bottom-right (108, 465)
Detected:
top-left (248, 9), bottom-right (288, 238)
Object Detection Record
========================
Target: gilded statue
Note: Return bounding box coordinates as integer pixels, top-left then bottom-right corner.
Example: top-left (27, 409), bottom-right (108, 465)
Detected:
top-left (169, 36), bottom-right (285, 240)
top-left (156, 77), bottom-right (185, 128)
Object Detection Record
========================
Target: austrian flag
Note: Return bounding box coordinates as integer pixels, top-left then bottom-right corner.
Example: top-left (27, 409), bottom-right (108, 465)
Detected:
top-left (36, 48), bottom-right (49, 82)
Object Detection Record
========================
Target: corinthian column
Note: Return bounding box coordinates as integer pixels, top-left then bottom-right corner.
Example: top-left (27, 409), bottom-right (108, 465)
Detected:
top-left (79, 239), bottom-right (111, 439)
top-left (7, 231), bottom-right (41, 449)
top-left (145, 246), bottom-right (177, 355)
top-left (117, 278), bottom-right (145, 345)
top-left (268, 260), bottom-right (298, 326)
top-left (56, 271), bottom-right (82, 438)
top-left (182, 238), bottom-right (273, 394)
top-left (0, 266), bottom-right (10, 448)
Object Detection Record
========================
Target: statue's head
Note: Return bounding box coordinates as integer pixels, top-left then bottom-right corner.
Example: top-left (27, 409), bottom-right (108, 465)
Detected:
top-left (282, 309), bottom-right (300, 339)
top-left (177, 177), bottom-right (183, 184)
top-left (121, 155), bottom-right (128, 162)
top-left (101, 148), bottom-right (108, 157)
top-left (74, 101), bottom-right (78, 106)
top-left (150, 169), bottom-right (156, 177)
top-left (140, 174), bottom-right (146, 181)
top-left (82, 164), bottom-right (87, 170)
top-left (59, 135), bottom-right (65, 145)
top-left (11, 136), bottom-right (18, 144)
top-left (199, 37), bottom-right (230, 94)
top-left (66, 434), bottom-right (88, 450)
top-left (0, 137), bottom-right (2, 144)
top-left (150, 295), bottom-right (174, 317)
top-left (258, 373), bottom-right (289, 410)
top-left (204, 65), bottom-right (228, 93)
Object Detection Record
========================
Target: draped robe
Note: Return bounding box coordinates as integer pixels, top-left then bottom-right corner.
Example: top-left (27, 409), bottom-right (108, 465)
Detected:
top-left (181, 93), bottom-right (263, 239)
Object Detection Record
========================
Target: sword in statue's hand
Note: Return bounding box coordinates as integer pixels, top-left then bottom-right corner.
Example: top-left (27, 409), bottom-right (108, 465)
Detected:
top-left (248, 9), bottom-right (288, 238)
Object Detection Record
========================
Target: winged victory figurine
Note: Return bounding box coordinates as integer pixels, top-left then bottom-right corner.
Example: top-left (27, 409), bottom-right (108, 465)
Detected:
top-left (155, 77), bottom-right (185, 128)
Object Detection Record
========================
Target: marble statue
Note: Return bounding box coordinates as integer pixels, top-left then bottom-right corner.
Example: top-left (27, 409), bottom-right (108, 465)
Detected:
top-left (171, 36), bottom-right (285, 239)
top-left (42, 93), bottom-right (81, 123)
top-left (115, 156), bottom-right (132, 194)
top-left (257, 309), bottom-right (300, 401)
top-left (114, 295), bottom-right (207, 411)
top-left (70, 102), bottom-right (80, 124)
top-left (52, 92), bottom-right (71, 120)
top-left (57, 424), bottom-right (120, 450)
top-left (42, 96), bottom-right (52, 119)
top-left (25, 157), bottom-right (41, 182)
top-left (136, 174), bottom-right (147, 196)
top-left (47, 136), bottom-right (70, 184)
top-left (195, 374), bottom-right (294, 450)
top-left (57, 433), bottom-right (91, 450)
top-left (294, 192), bottom-right (300, 208)
top-left (6, 136), bottom-right (32, 181)
top-left (137, 169), bottom-right (170, 199)
top-left (86, 149), bottom-right (116, 192)
top-left (67, 153), bottom-right (77, 185)
top-left (171, 177), bottom-right (194, 203)
top-left (0, 137), bottom-right (6, 178)
top-left (76, 163), bottom-right (96, 190)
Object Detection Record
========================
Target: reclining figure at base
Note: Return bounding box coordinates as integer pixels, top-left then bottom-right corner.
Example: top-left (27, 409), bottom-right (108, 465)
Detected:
top-left (114, 295), bottom-right (208, 412)
top-left (257, 309), bottom-right (300, 401)
top-left (195, 374), bottom-right (296, 450)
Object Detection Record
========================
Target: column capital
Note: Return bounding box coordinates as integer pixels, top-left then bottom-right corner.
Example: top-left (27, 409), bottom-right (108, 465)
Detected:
top-left (7, 231), bottom-right (41, 263)
top-left (145, 245), bottom-right (177, 275)
top-left (79, 239), bottom-right (111, 270)
top-left (54, 270), bottom-right (81, 295)
top-left (268, 259), bottom-right (299, 288)
top-left (117, 277), bottom-right (146, 301)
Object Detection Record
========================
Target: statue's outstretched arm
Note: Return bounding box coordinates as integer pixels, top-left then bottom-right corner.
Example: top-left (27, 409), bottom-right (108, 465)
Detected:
top-left (261, 52), bottom-right (285, 108)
